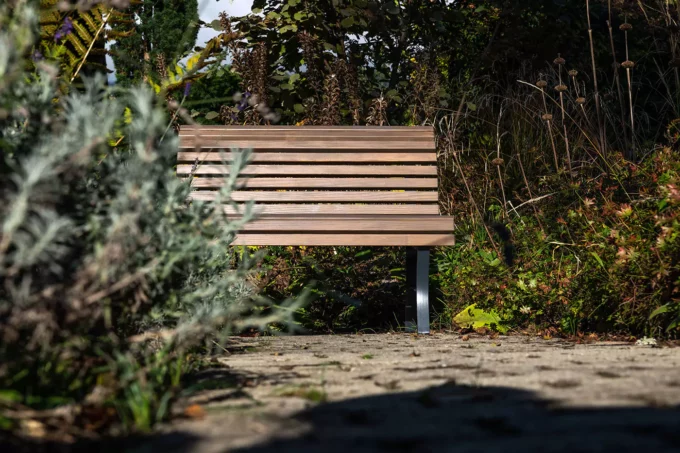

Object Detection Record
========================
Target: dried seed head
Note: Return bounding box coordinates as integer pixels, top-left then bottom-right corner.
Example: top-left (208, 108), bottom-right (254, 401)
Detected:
top-left (568, 69), bottom-right (578, 77)
top-left (542, 113), bottom-right (554, 121)
top-left (492, 157), bottom-right (505, 166)
top-left (554, 84), bottom-right (568, 92)
top-left (553, 56), bottom-right (566, 65)
top-left (576, 97), bottom-right (586, 105)
top-left (619, 23), bottom-right (633, 32)
top-left (621, 60), bottom-right (635, 69)
top-left (536, 80), bottom-right (548, 88)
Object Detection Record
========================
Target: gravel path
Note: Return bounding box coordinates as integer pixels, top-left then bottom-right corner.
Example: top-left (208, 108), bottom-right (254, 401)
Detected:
top-left (141, 333), bottom-right (680, 453)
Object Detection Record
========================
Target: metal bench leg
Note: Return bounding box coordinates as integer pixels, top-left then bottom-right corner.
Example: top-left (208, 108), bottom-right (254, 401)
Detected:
top-left (405, 248), bottom-right (430, 334)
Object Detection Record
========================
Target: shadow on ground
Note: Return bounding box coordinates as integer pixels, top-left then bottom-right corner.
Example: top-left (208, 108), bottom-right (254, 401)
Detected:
top-left (226, 382), bottom-right (680, 453)
top-left (11, 379), bottom-right (679, 453)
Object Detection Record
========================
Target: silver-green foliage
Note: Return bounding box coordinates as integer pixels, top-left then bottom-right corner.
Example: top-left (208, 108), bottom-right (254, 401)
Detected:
top-left (0, 1), bottom-right (299, 421)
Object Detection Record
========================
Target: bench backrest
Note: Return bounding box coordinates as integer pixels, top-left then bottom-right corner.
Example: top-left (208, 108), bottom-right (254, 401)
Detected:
top-left (178, 126), bottom-right (438, 214)
top-left (177, 126), bottom-right (453, 246)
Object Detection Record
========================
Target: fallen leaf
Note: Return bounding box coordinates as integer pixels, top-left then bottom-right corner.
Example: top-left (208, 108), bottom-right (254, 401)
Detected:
top-left (184, 404), bottom-right (206, 419)
top-left (461, 335), bottom-right (470, 341)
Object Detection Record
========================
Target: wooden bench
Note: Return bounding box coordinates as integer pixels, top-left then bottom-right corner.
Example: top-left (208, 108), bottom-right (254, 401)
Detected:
top-left (177, 126), bottom-right (454, 334)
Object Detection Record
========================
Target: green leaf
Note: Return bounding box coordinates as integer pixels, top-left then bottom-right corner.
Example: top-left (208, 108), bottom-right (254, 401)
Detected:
top-left (467, 102), bottom-right (477, 111)
top-left (589, 251), bottom-right (606, 270)
top-left (252, 7), bottom-right (263, 14)
top-left (453, 304), bottom-right (508, 333)
top-left (294, 12), bottom-right (304, 21)
top-left (0, 390), bottom-right (22, 403)
top-left (280, 83), bottom-right (294, 90)
top-left (210, 20), bottom-right (222, 31)
top-left (649, 304), bottom-right (670, 319)
top-left (354, 250), bottom-right (372, 259)
top-left (205, 111), bottom-right (219, 120)
top-left (341, 16), bottom-right (355, 28)
top-left (294, 103), bottom-right (305, 113)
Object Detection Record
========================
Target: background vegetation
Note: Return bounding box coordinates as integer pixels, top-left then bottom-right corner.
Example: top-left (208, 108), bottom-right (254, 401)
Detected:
top-left (1, 0), bottom-right (680, 442)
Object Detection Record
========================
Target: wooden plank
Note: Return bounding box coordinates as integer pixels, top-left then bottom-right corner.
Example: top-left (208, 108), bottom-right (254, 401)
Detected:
top-left (223, 204), bottom-right (440, 215)
top-left (177, 164), bottom-right (437, 176)
top-left (179, 125), bottom-right (432, 131)
top-left (178, 136), bottom-right (433, 144)
top-left (178, 130), bottom-right (433, 137)
top-left (231, 234), bottom-right (455, 246)
top-left (190, 191), bottom-right (438, 203)
top-left (177, 139), bottom-right (433, 150)
top-left (189, 177), bottom-right (439, 189)
top-left (177, 152), bottom-right (436, 163)
top-left (237, 216), bottom-right (453, 232)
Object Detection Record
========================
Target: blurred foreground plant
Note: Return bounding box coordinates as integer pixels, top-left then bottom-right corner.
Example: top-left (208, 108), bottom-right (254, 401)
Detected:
top-left (0, 1), bottom-right (302, 437)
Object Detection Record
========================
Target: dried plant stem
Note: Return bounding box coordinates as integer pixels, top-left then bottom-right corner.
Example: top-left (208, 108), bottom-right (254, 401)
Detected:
top-left (451, 149), bottom-right (502, 259)
top-left (556, 62), bottom-right (573, 174)
top-left (623, 23), bottom-right (635, 151)
top-left (540, 88), bottom-right (560, 172)
top-left (607, 1), bottom-right (629, 153)
top-left (517, 149), bottom-right (545, 233)
top-left (586, 0), bottom-right (606, 155)
top-left (495, 108), bottom-right (508, 218)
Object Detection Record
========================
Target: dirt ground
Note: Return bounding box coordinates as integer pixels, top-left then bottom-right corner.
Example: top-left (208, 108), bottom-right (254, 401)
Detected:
top-left (141, 333), bottom-right (680, 453)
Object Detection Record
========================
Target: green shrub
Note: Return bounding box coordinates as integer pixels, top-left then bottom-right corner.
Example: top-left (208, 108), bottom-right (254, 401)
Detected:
top-left (434, 150), bottom-right (680, 336)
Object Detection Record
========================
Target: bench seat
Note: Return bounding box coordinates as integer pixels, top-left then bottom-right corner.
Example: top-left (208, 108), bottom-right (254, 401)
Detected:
top-left (177, 125), bottom-right (454, 333)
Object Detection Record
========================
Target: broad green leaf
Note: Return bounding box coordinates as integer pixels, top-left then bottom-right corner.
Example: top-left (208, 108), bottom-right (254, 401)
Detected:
top-left (649, 304), bottom-right (670, 319)
top-left (341, 16), bottom-right (354, 28)
top-left (453, 304), bottom-right (508, 333)
top-left (252, 7), bottom-right (263, 14)
top-left (294, 103), bottom-right (305, 113)
top-left (205, 111), bottom-right (219, 120)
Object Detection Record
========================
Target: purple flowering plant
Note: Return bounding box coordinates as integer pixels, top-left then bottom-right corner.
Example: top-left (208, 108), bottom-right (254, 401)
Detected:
top-left (54, 17), bottom-right (74, 42)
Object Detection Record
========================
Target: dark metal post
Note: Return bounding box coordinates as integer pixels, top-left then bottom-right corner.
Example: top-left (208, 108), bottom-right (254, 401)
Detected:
top-left (405, 247), bottom-right (430, 334)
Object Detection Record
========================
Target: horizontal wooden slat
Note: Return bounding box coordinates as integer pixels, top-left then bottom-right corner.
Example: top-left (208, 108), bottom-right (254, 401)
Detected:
top-left (223, 204), bottom-right (440, 215)
top-left (179, 126), bottom-right (432, 132)
top-left (190, 191), bottom-right (438, 203)
top-left (237, 216), bottom-right (452, 232)
top-left (179, 137), bottom-right (433, 145)
top-left (177, 164), bottom-right (437, 176)
top-left (189, 177), bottom-right (438, 189)
top-left (177, 152), bottom-right (435, 163)
top-left (231, 234), bottom-right (455, 246)
top-left (177, 139), bottom-right (432, 150)
top-left (179, 131), bottom-right (432, 137)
